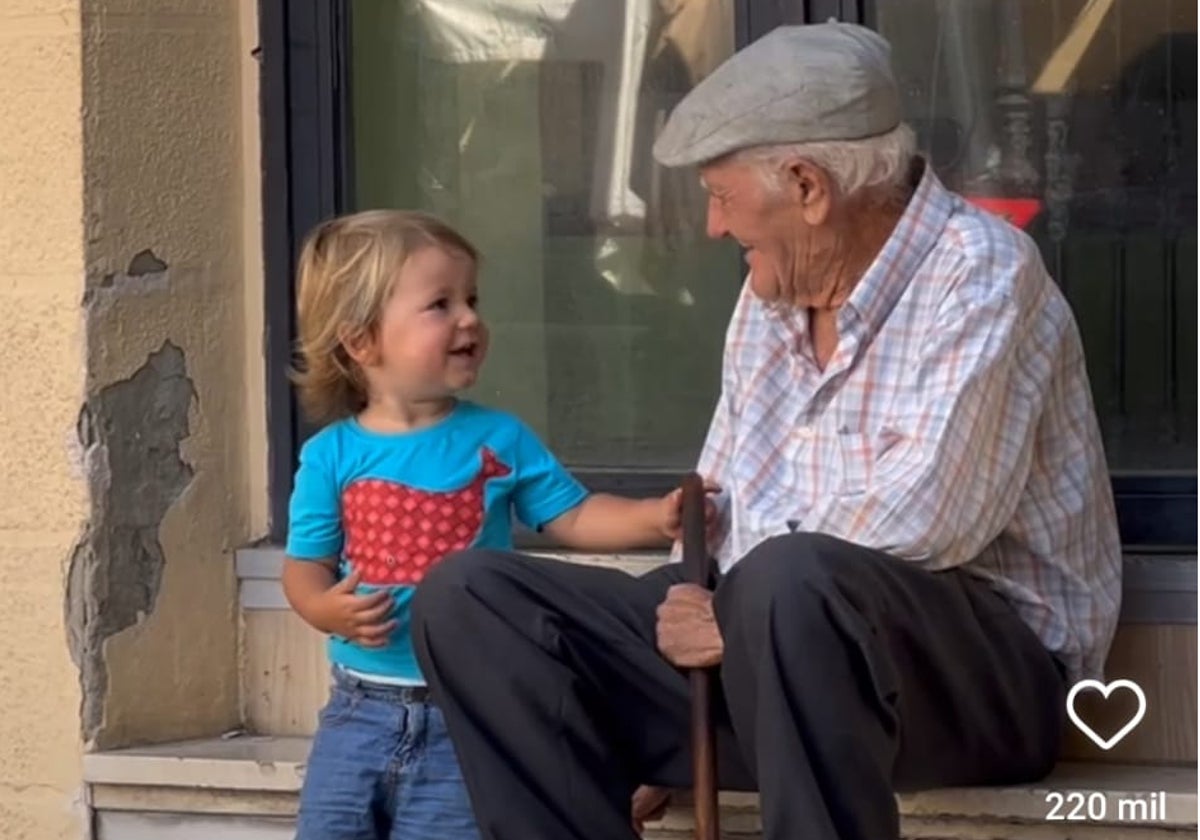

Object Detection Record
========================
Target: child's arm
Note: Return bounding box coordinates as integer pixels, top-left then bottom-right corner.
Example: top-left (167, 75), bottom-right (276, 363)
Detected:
top-left (282, 557), bottom-right (396, 647)
top-left (509, 417), bottom-right (719, 552)
top-left (542, 483), bottom-right (719, 552)
top-left (542, 493), bottom-right (670, 551)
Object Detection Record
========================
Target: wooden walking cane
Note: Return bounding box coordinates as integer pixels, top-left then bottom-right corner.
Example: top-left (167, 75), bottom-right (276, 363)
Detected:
top-left (680, 472), bottom-right (719, 840)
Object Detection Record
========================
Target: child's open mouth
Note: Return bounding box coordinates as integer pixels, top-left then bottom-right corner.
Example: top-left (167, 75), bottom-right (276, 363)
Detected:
top-left (450, 343), bottom-right (477, 359)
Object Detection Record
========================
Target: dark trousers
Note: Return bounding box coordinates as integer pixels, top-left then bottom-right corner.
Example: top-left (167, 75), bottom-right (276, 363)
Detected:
top-left (411, 533), bottom-right (1066, 840)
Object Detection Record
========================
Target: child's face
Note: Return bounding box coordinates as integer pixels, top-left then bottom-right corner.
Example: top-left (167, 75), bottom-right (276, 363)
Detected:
top-left (362, 245), bottom-right (488, 402)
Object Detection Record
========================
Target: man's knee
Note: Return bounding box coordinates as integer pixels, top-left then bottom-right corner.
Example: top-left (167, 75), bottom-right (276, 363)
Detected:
top-left (412, 548), bottom-right (512, 630)
top-left (714, 534), bottom-right (884, 689)
top-left (718, 532), bottom-right (857, 610)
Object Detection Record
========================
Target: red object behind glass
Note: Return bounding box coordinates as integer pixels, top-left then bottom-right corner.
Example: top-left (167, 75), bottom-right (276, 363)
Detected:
top-left (964, 196), bottom-right (1043, 229)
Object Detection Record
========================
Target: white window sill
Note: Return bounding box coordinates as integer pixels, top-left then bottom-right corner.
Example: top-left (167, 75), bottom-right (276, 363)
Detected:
top-left (84, 735), bottom-right (307, 793)
top-left (235, 546), bottom-right (1196, 623)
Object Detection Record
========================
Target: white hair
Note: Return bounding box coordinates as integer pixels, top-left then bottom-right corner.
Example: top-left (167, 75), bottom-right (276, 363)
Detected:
top-left (733, 122), bottom-right (917, 203)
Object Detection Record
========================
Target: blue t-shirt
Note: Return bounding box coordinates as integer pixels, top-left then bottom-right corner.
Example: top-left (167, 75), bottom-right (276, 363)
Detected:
top-left (285, 400), bottom-right (588, 682)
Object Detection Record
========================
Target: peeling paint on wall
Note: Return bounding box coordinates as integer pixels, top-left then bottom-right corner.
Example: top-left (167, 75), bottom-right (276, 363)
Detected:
top-left (126, 248), bottom-right (167, 276)
top-left (82, 248), bottom-right (170, 307)
top-left (66, 341), bottom-right (196, 742)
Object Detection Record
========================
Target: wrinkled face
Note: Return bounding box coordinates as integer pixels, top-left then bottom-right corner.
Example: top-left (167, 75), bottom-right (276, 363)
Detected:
top-left (358, 245), bottom-right (489, 402)
top-left (700, 156), bottom-right (833, 304)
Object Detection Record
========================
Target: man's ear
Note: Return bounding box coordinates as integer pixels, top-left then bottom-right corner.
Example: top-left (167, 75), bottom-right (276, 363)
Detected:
top-left (785, 159), bottom-right (833, 226)
top-left (338, 324), bottom-right (378, 367)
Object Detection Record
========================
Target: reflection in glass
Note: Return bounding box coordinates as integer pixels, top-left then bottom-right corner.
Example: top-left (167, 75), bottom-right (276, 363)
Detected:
top-left (351, 1), bottom-right (740, 469)
top-left (878, 0), bottom-right (1197, 471)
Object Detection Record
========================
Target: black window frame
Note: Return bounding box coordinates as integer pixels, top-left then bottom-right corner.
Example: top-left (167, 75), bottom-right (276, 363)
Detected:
top-left (258, 0), bottom-right (1195, 553)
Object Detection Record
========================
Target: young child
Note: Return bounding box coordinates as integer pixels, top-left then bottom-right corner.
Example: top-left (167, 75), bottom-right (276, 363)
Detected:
top-left (283, 209), bottom-right (707, 840)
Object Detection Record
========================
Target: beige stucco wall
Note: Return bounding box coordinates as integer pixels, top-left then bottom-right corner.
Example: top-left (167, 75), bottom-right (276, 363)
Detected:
top-left (0, 3), bottom-right (88, 838)
top-left (74, 0), bottom-right (261, 749)
top-left (0, 0), bottom-right (263, 834)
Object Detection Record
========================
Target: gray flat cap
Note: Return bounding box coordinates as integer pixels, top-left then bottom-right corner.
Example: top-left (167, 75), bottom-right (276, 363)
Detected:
top-left (653, 22), bottom-right (901, 167)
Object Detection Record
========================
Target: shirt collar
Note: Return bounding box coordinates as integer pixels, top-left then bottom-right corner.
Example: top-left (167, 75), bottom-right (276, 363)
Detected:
top-left (841, 158), bottom-right (958, 339)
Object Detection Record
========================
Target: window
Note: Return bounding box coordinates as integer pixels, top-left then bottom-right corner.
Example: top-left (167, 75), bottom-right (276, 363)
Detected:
top-left (872, 0), bottom-right (1197, 548)
top-left (263, 0), bottom-right (1195, 549)
top-left (349, 1), bottom-right (741, 472)
top-left (262, 0), bottom-right (785, 537)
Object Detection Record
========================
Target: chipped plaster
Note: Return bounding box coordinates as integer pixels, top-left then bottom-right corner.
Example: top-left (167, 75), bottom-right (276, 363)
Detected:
top-left (67, 341), bottom-right (196, 740)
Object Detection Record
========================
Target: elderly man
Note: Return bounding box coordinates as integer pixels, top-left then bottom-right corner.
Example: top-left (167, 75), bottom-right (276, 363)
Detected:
top-left (412, 22), bottom-right (1121, 840)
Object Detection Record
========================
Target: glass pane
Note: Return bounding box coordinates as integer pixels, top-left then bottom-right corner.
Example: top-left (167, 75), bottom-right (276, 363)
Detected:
top-left (876, 0), bottom-right (1197, 472)
top-left (350, 1), bottom-right (741, 469)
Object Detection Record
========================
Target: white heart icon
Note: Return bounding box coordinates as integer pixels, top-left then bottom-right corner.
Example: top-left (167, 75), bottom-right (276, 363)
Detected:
top-left (1066, 679), bottom-right (1147, 751)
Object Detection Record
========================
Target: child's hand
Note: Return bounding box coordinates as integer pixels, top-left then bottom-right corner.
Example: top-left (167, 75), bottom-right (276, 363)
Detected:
top-left (660, 478), bottom-right (721, 544)
top-left (312, 570), bottom-right (397, 647)
top-left (631, 784), bottom-right (673, 834)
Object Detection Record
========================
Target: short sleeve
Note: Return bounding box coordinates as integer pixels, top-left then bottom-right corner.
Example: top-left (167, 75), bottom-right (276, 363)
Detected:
top-left (285, 435), bottom-right (344, 559)
top-left (511, 421), bottom-right (589, 531)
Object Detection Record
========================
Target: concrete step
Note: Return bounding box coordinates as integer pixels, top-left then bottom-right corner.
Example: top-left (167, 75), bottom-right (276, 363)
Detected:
top-left (83, 736), bottom-right (1196, 839)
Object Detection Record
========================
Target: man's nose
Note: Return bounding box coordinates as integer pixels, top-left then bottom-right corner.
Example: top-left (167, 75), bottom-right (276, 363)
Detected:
top-left (705, 197), bottom-right (728, 239)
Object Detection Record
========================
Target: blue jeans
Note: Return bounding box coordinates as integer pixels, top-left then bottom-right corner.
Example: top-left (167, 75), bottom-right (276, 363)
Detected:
top-left (295, 668), bottom-right (480, 840)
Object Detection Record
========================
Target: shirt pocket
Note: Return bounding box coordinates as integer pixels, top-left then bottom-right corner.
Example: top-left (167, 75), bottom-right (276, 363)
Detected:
top-left (833, 431), bottom-right (874, 496)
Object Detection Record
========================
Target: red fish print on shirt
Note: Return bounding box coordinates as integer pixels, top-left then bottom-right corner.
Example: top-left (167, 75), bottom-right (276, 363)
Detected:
top-left (341, 448), bottom-right (512, 586)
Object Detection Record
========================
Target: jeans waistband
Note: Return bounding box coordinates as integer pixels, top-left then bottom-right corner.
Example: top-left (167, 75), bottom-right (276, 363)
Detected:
top-left (332, 666), bottom-right (432, 704)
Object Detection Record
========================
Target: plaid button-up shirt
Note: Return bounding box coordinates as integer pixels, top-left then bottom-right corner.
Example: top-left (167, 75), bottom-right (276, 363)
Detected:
top-left (693, 163), bottom-right (1121, 682)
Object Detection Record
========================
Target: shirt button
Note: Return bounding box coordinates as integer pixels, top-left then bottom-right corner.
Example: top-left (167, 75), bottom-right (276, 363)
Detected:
top-left (794, 426), bottom-right (816, 440)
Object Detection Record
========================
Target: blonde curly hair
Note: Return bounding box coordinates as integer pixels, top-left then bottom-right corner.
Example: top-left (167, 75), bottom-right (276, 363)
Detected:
top-left (291, 209), bottom-right (478, 425)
